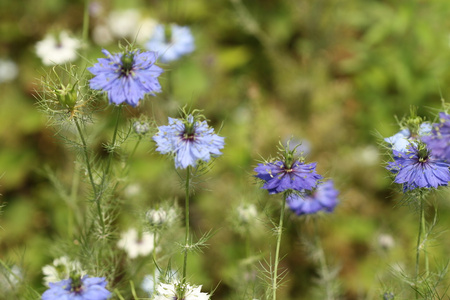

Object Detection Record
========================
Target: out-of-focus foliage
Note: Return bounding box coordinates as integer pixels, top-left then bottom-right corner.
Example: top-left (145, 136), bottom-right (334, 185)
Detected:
top-left (2, 0), bottom-right (450, 299)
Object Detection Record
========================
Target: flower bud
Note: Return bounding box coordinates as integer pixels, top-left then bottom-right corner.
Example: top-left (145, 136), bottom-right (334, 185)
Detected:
top-left (56, 83), bottom-right (78, 110)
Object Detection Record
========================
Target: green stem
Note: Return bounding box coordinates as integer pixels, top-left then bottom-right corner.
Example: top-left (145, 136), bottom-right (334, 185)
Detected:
top-left (313, 218), bottom-right (334, 300)
top-left (82, 0), bottom-right (90, 53)
top-left (182, 166), bottom-right (191, 284)
top-left (273, 193), bottom-right (286, 300)
top-left (96, 105), bottom-right (122, 233)
top-left (422, 204), bottom-right (429, 278)
top-left (128, 137), bottom-right (142, 163)
top-left (74, 117), bottom-right (96, 194)
top-left (415, 199), bottom-right (425, 299)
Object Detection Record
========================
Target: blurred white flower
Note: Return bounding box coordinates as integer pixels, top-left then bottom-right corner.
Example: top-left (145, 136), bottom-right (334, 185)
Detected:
top-left (146, 207), bottom-right (177, 227)
top-left (236, 203), bottom-right (257, 224)
top-left (359, 145), bottom-right (379, 166)
top-left (154, 280), bottom-right (210, 300)
top-left (35, 31), bottom-right (81, 65)
top-left (107, 9), bottom-right (140, 39)
top-left (378, 233), bottom-right (395, 250)
top-left (117, 228), bottom-right (156, 259)
top-left (42, 256), bottom-right (85, 286)
top-left (92, 24), bottom-right (114, 46)
top-left (0, 59), bottom-right (18, 83)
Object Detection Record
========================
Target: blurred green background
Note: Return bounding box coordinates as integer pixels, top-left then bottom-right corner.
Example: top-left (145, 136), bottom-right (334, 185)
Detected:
top-left (2, 0), bottom-right (450, 299)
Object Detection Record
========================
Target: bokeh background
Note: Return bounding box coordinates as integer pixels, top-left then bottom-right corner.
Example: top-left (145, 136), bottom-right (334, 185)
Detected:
top-left (2, 0), bottom-right (450, 299)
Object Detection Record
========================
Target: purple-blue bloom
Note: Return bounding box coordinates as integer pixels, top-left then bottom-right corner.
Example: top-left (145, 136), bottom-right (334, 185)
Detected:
top-left (386, 143), bottom-right (450, 192)
top-left (88, 49), bottom-right (163, 107)
top-left (42, 275), bottom-right (111, 300)
top-left (153, 115), bottom-right (225, 169)
top-left (422, 112), bottom-right (450, 161)
top-left (145, 24), bottom-right (194, 63)
top-left (287, 180), bottom-right (339, 215)
top-left (254, 160), bottom-right (322, 194)
top-left (384, 123), bottom-right (431, 152)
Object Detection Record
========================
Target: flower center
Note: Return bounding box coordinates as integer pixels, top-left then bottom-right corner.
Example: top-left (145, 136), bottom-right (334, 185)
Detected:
top-left (120, 53), bottom-right (135, 76)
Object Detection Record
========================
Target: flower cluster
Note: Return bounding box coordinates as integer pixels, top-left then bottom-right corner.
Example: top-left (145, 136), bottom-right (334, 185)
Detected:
top-left (287, 180), bottom-right (339, 215)
top-left (386, 143), bottom-right (450, 192)
top-left (153, 281), bottom-right (210, 300)
top-left (254, 142), bottom-right (322, 195)
top-left (422, 112), bottom-right (450, 161)
top-left (153, 114), bottom-right (225, 169)
top-left (88, 49), bottom-right (163, 107)
top-left (384, 122), bottom-right (431, 152)
top-left (145, 24), bottom-right (195, 63)
top-left (41, 275), bottom-right (111, 300)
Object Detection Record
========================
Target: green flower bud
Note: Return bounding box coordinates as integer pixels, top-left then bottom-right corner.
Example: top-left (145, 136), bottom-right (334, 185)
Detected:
top-left (56, 83), bottom-right (78, 110)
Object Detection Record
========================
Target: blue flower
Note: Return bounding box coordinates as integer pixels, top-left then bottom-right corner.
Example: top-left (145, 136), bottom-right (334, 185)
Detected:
top-left (153, 115), bottom-right (225, 169)
top-left (384, 123), bottom-right (431, 152)
top-left (386, 143), bottom-right (450, 192)
top-left (145, 24), bottom-right (194, 63)
top-left (287, 180), bottom-right (339, 215)
top-left (88, 49), bottom-right (163, 107)
top-left (254, 160), bottom-right (322, 194)
top-left (422, 112), bottom-right (450, 161)
top-left (42, 275), bottom-right (111, 300)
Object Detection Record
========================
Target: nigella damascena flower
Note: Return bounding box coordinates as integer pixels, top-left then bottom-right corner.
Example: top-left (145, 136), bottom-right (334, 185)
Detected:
top-left (42, 256), bottom-right (85, 287)
top-left (35, 31), bottom-right (81, 66)
top-left (145, 24), bottom-right (195, 63)
top-left (153, 115), bottom-right (225, 169)
top-left (287, 180), bottom-right (339, 215)
top-left (41, 275), bottom-right (111, 300)
top-left (117, 228), bottom-right (157, 259)
top-left (422, 112), bottom-right (450, 161)
top-left (153, 281), bottom-right (210, 300)
top-left (386, 143), bottom-right (450, 192)
top-left (254, 160), bottom-right (322, 194)
top-left (88, 49), bottom-right (163, 107)
top-left (384, 122), bottom-right (431, 152)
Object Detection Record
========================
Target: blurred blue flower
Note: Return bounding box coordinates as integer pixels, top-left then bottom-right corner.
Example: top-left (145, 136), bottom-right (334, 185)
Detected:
top-left (42, 275), bottom-right (111, 300)
top-left (386, 143), bottom-right (450, 192)
top-left (384, 123), bottom-right (431, 152)
top-left (145, 24), bottom-right (194, 63)
top-left (287, 180), bottom-right (339, 215)
top-left (422, 112), bottom-right (450, 161)
top-left (88, 49), bottom-right (163, 107)
top-left (254, 160), bottom-right (322, 194)
top-left (153, 115), bottom-right (225, 169)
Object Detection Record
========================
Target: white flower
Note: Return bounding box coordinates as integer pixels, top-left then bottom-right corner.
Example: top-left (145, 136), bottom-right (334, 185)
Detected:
top-left (141, 269), bottom-right (178, 296)
top-left (146, 207), bottom-right (177, 227)
top-left (0, 59), bottom-right (18, 83)
top-left (35, 31), bottom-right (81, 65)
top-left (117, 228), bottom-right (156, 259)
top-left (42, 256), bottom-right (85, 286)
top-left (107, 9), bottom-right (141, 39)
top-left (154, 281), bottom-right (210, 300)
top-left (236, 203), bottom-right (257, 224)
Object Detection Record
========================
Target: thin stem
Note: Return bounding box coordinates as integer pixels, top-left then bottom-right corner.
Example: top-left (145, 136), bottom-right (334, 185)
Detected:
top-left (82, 0), bottom-right (90, 54)
top-left (74, 117), bottom-right (97, 195)
top-left (415, 199), bottom-right (425, 299)
top-left (182, 166), bottom-right (191, 284)
top-left (272, 193), bottom-right (286, 300)
top-left (313, 218), bottom-right (335, 300)
top-left (96, 105), bottom-right (122, 233)
top-left (422, 204), bottom-right (429, 278)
